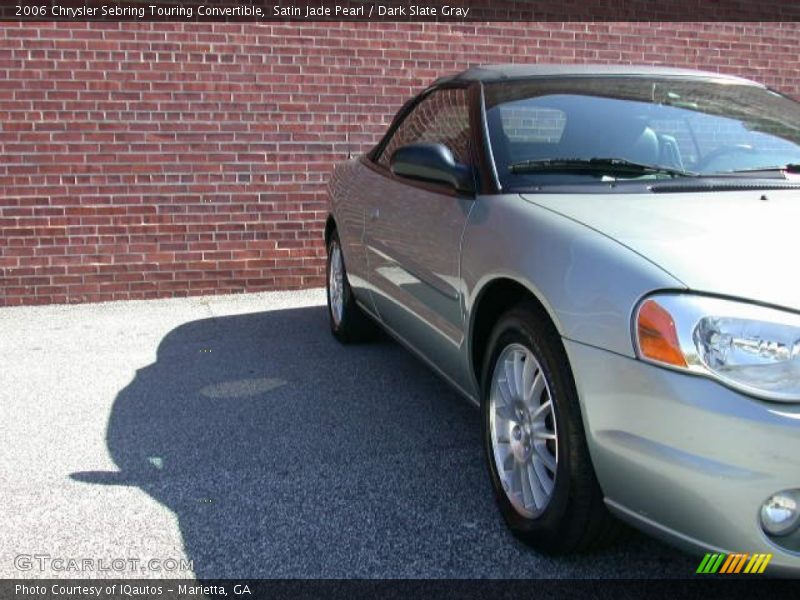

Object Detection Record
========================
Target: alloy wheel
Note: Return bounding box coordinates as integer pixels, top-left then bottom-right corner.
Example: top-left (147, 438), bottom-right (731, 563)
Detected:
top-left (328, 241), bottom-right (345, 326)
top-left (489, 343), bottom-right (559, 518)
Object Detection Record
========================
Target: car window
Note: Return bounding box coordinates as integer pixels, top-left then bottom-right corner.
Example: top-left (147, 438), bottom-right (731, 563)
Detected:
top-left (377, 88), bottom-right (473, 168)
top-left (492, 105), bottom-right (567, 164)
top-left (497, 105), bottom-right (566, 143)
top-left (647, 118), bottom-right (699, 165)
top-left (485, 77), bottom-right (800, 189)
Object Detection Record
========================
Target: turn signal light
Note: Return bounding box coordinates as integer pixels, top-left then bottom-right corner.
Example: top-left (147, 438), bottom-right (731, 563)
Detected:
top-left (636, 299), bottom-right (687, 367)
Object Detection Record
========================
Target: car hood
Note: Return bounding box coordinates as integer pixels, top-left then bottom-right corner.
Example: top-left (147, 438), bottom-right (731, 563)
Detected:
top-left (522, 189), bottom-right (800, 311)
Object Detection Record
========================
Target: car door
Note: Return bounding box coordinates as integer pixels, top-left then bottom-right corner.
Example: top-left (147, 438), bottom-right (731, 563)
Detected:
top-left (364, 86), bottom-right (476, 387)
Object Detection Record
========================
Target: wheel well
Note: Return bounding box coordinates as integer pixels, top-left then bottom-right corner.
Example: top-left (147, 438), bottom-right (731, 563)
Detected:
top-left (470, 279), bottom-right (557, 386)
top-left (324, 215), bottom-right (336, 247)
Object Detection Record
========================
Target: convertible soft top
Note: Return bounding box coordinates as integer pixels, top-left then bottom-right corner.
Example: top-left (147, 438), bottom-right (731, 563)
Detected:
top-left (435, 63), bottom-right (763, 86)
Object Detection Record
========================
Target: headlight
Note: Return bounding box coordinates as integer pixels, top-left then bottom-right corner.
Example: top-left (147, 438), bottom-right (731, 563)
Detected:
top-left (634, 294), bottom-right (800, 402)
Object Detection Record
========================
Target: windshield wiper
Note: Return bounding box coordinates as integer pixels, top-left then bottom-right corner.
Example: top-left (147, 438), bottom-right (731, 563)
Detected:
top-left (716, 164), bottom-right (800, 176)
top-left (508, 157), bottom-right (697, 178)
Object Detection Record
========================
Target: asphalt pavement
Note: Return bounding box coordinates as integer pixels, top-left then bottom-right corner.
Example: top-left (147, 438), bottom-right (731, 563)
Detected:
top-left (0, 289), bottom-right (695, 579)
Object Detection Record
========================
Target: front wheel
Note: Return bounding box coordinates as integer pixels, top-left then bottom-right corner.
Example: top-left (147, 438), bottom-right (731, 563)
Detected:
top-left (481, 303), bottom-right (623, 553)
top-left (326, 229), bottom-right (377, 344)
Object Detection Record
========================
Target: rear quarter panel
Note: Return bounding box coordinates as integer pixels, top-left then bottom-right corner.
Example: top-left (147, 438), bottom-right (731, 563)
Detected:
top-left (327, 159), bottom-right (373, 299)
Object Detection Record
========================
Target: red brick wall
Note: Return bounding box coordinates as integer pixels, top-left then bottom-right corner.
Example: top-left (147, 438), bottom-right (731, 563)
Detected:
top-left (2, 22), bottom-right (799, 306)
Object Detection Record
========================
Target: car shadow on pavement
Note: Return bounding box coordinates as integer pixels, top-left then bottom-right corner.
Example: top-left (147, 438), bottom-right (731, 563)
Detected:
top-left (71, 304), bottom-right (694, 578)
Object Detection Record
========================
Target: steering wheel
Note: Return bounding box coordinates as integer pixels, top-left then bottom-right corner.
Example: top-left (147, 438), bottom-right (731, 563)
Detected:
top-left (692, 144), bottom-right (757, 172)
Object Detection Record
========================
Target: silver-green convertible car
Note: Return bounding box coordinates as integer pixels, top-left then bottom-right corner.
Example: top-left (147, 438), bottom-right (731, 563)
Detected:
top-left (323, 64), bottom-right (800, 574)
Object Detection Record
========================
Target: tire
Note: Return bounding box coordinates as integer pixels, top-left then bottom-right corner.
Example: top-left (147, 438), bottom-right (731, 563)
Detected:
top-left (480, 302), bottom-right (623, 553)
top-left (326, 229), bottom-right (377, 344)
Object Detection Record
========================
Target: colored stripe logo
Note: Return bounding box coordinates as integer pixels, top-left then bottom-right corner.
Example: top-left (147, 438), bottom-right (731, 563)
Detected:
top-left (696, 552), bottom-right (772, 574)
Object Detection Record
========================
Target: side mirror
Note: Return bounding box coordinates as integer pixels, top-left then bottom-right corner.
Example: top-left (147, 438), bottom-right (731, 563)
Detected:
top-left (390, 143), bottom-right (474, 194)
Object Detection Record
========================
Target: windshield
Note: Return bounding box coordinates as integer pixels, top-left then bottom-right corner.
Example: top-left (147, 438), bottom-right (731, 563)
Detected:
top-left (485, 76), bottom-right (800, 189)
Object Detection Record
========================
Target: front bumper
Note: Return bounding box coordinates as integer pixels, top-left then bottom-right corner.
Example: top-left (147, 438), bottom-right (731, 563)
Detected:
top-left (564, 339), bottom-right (800, 575)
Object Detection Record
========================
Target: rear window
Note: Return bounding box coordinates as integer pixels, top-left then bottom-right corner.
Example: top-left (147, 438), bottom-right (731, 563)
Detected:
top-left (497, 106), bottom-right (566, 144)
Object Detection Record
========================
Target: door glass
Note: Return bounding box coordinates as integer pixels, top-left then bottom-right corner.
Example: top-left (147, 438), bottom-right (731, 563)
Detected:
top-left (377, 88), bottom-right (473, 167)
